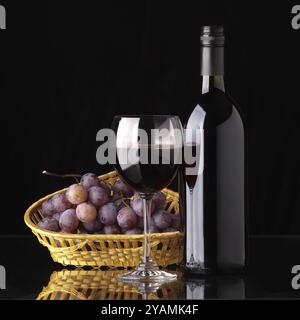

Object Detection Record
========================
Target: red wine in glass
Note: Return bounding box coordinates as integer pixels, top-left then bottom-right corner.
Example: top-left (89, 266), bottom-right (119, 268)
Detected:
top-left (115, 145), bottom-right (181, 194)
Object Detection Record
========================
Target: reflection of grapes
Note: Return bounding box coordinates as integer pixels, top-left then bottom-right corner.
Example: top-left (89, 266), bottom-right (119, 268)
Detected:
top-left (104, 224), bottom-right (121, 234)
top-left (88, 186), bottom-right (110, 207)
top-left (81, 220), bottom-right (103, 234)
top-left (117, 207), bottom-right (138, 229)
top-left (52, 192), bottom-right (73, 212)
top-left (66, 184), bottom-right (88, 205)
top-left (59, 209), bottom-right (79, 233)
top-left (152, 209), bottom-right (172, 230)
top-left (125, 228), bottom-right (142, 235)
top-left (41, 199), bottom-right (55, 217)
top-left (113, 179), bottom-right (134, 197)
top-left (98, 202), bottom-right (117, 225)
top-left (80, 173), bottom-right (100, 190)
top-left (38, 218), bottom-right (60, 232)
top-left (76, 202), bottom-right (97, 222)
top-left (152, 192), bottom-right (166, 211)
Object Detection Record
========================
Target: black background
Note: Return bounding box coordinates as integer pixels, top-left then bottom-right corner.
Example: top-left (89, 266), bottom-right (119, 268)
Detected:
top-left (0, 0), bottom-right (299, 235)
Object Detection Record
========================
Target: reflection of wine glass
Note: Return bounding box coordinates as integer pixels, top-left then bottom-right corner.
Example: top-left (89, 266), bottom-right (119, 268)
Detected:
top-left (111, 115), bottom-right (183, 283)
top-left (184, 107), bottom-right (203, 269)
top-left (184, 142), bottom-right (200, 267)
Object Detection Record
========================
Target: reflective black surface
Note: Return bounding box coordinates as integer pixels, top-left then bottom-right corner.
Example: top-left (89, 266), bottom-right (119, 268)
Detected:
top-left (0, 236), bottom-right (299, 300)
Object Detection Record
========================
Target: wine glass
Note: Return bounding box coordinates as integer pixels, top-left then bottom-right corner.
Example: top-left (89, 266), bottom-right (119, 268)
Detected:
top-left (111, 115), bottom-right (183, 283)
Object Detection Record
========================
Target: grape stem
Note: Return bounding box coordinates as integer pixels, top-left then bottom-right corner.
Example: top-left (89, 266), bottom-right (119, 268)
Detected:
top-left (42, 170), bottom-right (82, 183)
top-left (121, 198), bottom-right (131, 208)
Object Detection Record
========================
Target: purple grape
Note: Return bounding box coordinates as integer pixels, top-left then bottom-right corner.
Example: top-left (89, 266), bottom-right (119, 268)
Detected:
top-left (78, 224), bottom-right (86, 233)
top-left (53, 212), bottom-right (62, 222)
top-left (76, 202), bottom-right (97, 222)
top-left (94, 229), bottom-right (105, 234)
top-left (132, 192), bottom-right (140, 201)
top-left (114, 197), bottom-right (127, 211)
top-left (149, 226), bottom-right (160, 233)
top-left (136, 217), bottom-right (144, 229)
top-left (130, 197), bottom-right (143, 217)
top-left (152, 209), bottom-right (172, 230)
top-left (117, 207), bottom-right (138, 229)
top-left (112, 179), bottom-right (134, 197)
top-left (98, 202), bottom-right (118, 225)
top-left (104, 224), bottom-right (121, 234)
top-left (80, 173), bottom-right (100, 190)
top-left (137, 216), bottom-right (155, 230)
top-left (52, 192), bottom-right (73, 212)
top-left (88, 186), bottom-right (110, 207)
top-left (171, 214), bottom-right (181, 230)
top-left (152, 192), bottom-right (166, 211)
top-left (99, 180), bottom-right (111, 195)
top-left (38, 217), bottom-right (60, 232)
top-left (81, 220), bottom-right (103, 234)
top-left (66, 184), bottom-right (88, 205)
top-left (125, 228), bottom-right (142, 235)
top-left (111, 191), bottom-right (122, 202)
top-left (163, 227), bottom-right (177, 233)
top-left (40, 199), bottom-right (56, 217)
top-left (59, 209), bottom-right (79, 233)
top-left (130, 196), bottom-right (155, 217)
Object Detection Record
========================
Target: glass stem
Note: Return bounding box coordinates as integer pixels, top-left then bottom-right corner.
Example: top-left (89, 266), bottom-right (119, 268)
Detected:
top-left (189, 188), bottom-right (195, 263)
top-left (142, 195), bottom-right (153, 264)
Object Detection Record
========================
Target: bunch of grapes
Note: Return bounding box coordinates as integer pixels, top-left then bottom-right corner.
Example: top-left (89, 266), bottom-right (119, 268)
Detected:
top-left (38, 173), bottom-right (182, 234)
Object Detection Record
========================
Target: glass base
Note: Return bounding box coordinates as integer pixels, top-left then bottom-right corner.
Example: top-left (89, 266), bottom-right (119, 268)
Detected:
top-left (118, 260), bottom-right (177, 284)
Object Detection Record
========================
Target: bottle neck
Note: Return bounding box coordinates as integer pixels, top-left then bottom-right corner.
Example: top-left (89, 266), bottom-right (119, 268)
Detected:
top-left (201, 75), bottom-right (225, 94)
top-left (200, 46), bottom-right (225, 94)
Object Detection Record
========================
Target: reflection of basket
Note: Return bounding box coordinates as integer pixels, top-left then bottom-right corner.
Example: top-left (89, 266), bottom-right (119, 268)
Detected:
top-left (24, 171), bottom-right (183, 268)
top-left (37, 269), bottom-right (183, 300)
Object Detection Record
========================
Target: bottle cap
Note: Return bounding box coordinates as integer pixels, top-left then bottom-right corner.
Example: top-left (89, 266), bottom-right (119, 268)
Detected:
top-left (200, 25), bottom-right (225, 47)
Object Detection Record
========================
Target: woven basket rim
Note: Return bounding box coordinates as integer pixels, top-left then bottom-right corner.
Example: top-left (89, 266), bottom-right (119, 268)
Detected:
top-left (24, 172), bottom-right (182, 241)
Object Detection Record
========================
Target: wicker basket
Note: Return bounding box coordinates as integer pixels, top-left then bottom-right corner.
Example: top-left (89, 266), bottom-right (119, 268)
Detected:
top-left (37, 269), bottom-right (183, 300)
top-left (24, 171), bottom-right (183, 268)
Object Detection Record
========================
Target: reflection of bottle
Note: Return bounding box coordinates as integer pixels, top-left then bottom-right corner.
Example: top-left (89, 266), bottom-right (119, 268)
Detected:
top-left (183, 26), bottom-right (247, 274)
top-left (185, 276), bottom-right (246, 299)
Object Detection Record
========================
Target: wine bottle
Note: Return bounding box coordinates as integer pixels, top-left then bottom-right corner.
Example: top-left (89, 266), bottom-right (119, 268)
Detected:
top-left (183, 26), bottom-right (247, 274)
